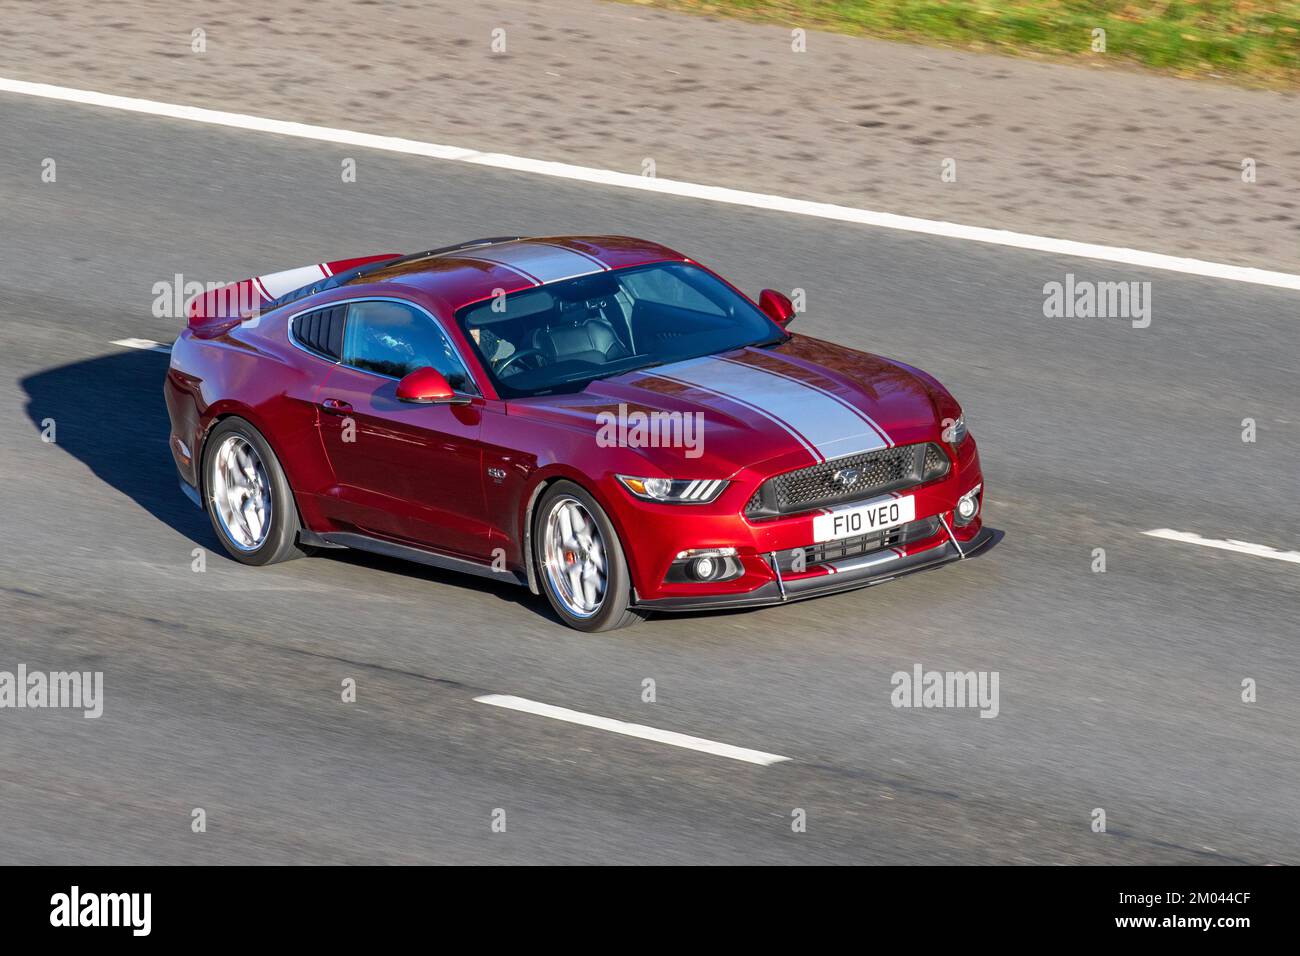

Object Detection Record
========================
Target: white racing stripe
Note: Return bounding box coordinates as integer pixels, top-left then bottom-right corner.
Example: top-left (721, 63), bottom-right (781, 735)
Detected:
top-left (736, 351), bottom-right (893, 447)
top-left (827, 547), bottom-right (903, 575)
top-left (4, 77), bottom-right (1300, 292)
top-left (456, 255), bottom-right (539, 285)
top-left (646, 369), bottom-right (823, 463)
top-left (659, 356), bottom-right (890, 461)
top-left (256, 263), bottom-right (330, 299)
top-left (112, 338), bottom-right (170, 353)
top-left (474, 694), bottom-right (790, 766)
top-left (470, 242), bottom-right (605, 283)
top-left (1142, 529), bottom-right (1300, 565)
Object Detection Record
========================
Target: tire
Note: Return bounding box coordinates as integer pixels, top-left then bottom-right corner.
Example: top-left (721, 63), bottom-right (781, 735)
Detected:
top-left (202, 417), bottom-right (309, 566)
top-left (532, 480), bottom-right (644, 632)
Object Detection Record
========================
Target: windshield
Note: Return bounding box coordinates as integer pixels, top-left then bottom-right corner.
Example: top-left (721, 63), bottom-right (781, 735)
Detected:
top-left (456, 261), bottom-right (785, 397)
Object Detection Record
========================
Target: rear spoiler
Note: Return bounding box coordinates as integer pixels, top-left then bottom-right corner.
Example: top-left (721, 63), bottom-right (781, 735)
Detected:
top-left (184, 238), bottom-right (526, 337)
top-left (185, 254), bottom-right (400, 337)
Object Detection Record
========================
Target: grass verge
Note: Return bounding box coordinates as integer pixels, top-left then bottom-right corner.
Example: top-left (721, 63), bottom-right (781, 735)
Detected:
top-left (626, 1), bottom-right (1300, 88)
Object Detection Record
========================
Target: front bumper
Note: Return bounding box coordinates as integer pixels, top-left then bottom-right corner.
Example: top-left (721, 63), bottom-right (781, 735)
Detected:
top-left (611, 434), bottom-right (987, 608)
top-left (634, 524), bottom-right (994, 612)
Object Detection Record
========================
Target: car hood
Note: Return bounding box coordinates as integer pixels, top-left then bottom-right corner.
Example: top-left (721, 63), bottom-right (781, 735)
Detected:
top-left (506, 335), bottom-right (956, 476)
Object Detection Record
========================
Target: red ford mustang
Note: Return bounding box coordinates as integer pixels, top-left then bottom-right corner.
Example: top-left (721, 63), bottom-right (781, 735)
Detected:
top-left (165, 236), bottom-right (990, 631)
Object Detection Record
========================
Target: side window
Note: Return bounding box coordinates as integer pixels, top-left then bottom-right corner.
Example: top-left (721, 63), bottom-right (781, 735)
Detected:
top-left (342, 300), bottom-right (477, 394)
top-left (293, 305), bottom-right (346, 360)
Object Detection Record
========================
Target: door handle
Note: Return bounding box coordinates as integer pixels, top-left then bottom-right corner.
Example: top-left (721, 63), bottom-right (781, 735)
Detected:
top-left (320, 398), bottom-right (353, 415)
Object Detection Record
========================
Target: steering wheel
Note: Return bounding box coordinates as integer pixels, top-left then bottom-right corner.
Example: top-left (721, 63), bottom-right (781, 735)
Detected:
top-left (495, 347), bottom-right (548, 376)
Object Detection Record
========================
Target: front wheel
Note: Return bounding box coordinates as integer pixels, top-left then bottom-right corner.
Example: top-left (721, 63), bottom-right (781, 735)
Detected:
top-left (533, 481), bottom-right (644, 632)
top-left (202, 417), bottom-right (308, 566)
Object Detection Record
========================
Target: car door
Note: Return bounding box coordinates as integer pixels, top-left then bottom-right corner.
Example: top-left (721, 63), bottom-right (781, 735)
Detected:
top-left (315, 297), bottom-right (492, 560)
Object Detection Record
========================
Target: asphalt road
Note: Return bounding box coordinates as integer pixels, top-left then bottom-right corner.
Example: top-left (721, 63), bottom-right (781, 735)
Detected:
top-left (5, 0), bottom-right (1299, 271)
top-left (2, 94), bottom-right (1298, 864)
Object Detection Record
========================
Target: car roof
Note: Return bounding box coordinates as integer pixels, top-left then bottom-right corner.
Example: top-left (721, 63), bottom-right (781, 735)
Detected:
top-left (340, 236), bottom-right (688, 315)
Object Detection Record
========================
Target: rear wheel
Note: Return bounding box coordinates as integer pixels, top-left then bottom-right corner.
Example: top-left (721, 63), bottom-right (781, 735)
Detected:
top-left (202, 417), bottom-right (308, 566)
top-left (534, 481), bottom-right (643, 632)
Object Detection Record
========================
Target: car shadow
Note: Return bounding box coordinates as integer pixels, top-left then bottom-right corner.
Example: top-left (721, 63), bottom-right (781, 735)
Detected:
top-left (319, 546), bottom-right (560, 622)
top-left (20, 349), bottom-right (560, 622)
top-left (21, 349), bottom-right (220, 548)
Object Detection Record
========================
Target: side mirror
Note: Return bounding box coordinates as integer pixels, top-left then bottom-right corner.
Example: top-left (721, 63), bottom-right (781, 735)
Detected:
top-left (396, 366), bottom-right (469, 404)
top-left (758, 289), bottom-right (795, 326)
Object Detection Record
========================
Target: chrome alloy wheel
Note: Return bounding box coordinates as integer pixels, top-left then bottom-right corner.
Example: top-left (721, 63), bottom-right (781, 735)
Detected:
top-left (210, 434), bottom-right (272, 552)
top-left (542, 495), bottom-right (608, 618)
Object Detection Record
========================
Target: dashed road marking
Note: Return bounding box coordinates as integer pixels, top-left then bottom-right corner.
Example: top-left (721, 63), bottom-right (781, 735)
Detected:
top-left (111, 338), bottom-right (171, 353)
top-left (1142, 529), bottom-right (1300, 565)
top-left (474, 694), bottom-right (790, 766)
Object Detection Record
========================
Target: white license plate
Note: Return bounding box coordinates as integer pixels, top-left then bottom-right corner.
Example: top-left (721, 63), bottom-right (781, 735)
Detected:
top-left (812, 496), bottom-right (915, 543)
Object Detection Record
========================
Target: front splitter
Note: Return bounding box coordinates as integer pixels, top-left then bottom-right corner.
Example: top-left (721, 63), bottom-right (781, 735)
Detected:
top-left (635, 526), bottom-right (995, 613)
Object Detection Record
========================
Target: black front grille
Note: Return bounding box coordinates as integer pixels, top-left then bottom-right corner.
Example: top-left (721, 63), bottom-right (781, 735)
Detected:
top-left (775, 516), bottom-right (940, 573)
top-left (923, 442), bottom-right (948, 477)
top-left (746, 442), bottom-right (949, 518)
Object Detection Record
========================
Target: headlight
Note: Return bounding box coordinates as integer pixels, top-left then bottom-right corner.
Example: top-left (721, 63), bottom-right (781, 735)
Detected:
top-left (616, 475), bottom-right (729, 504)
top-left (947, 413), bottom-right (968, 446)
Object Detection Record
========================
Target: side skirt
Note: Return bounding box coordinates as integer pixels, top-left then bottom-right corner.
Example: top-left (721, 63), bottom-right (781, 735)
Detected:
top-left (319, 531), bottom-right (527, 586)
top-left (179, 478), bottom-right (202, 510)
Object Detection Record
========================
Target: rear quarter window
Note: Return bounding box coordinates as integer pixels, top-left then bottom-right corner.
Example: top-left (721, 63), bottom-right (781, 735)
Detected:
top-left (292, 306), bottom-right (346, 360)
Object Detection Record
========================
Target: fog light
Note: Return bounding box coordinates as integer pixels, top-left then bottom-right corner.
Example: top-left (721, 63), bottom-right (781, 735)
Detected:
top-left (955, 484), bottom-right (982, 526)
top-left (665, 548), bottom-right (744, 584)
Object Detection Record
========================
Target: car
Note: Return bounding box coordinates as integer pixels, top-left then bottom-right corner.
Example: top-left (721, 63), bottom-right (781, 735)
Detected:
top-left (165, 236), bottom-right (991, 631)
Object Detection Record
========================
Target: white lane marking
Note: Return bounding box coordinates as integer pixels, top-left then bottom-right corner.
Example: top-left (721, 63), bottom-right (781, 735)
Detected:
top-left (112, 338), bottom-right (171, 353)
top-left (3, 76), bottom-right (1299, 292)
top-left (474, 694), bottom-right (790, 766)
top-left (1142, 529), bottom-right (1300, 565)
